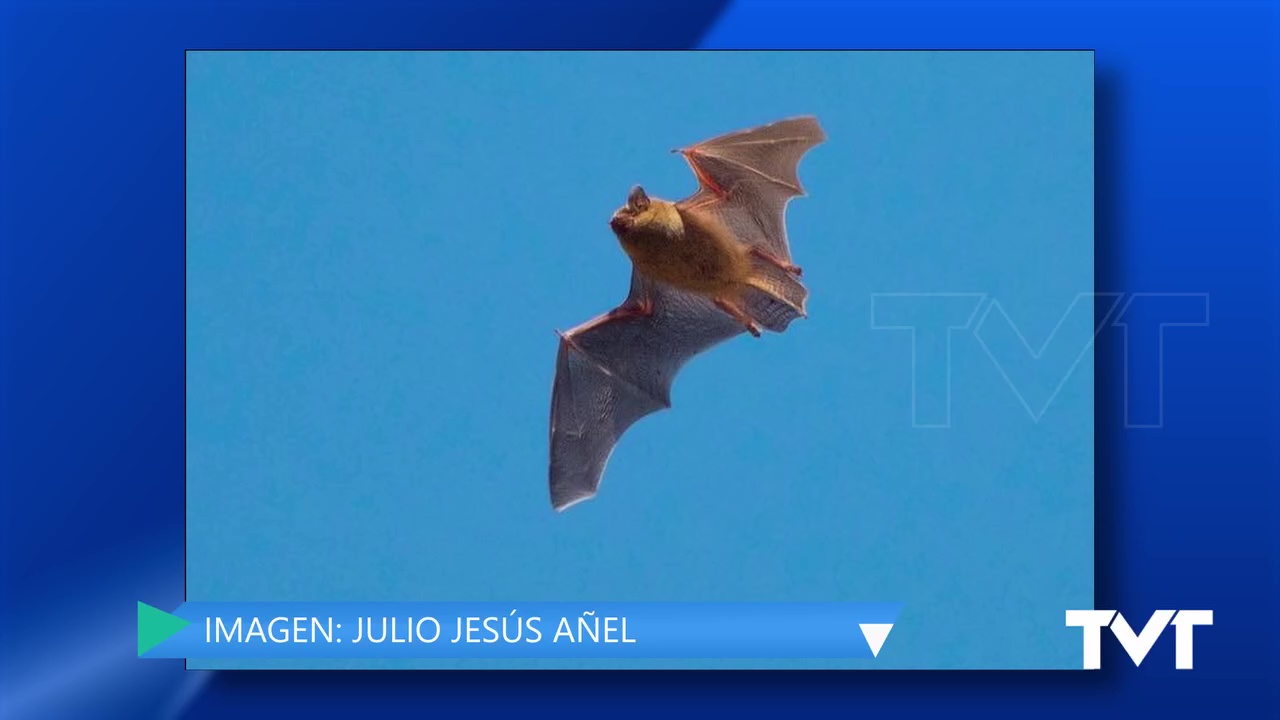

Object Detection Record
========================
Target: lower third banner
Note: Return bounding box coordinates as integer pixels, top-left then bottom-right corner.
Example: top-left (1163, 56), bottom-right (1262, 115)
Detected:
top-left (138, 601), bottom-right (902, 660)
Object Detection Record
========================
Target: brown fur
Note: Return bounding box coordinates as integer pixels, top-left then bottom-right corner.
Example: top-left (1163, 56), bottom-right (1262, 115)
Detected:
top-left (610, 197), bottom-right (808, 333)
top-left (614, 200), bottom-right (750, 294)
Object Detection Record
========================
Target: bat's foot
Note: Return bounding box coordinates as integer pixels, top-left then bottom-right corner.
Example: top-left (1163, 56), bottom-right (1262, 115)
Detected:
top-left (714, 298), bottom-right (762, 338)
top-left (750, 247), bottom-right (803, 277)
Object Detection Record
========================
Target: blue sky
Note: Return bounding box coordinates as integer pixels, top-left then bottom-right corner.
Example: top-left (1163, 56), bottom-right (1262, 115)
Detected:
top-left (186, 51), bottom-right (1093, 669)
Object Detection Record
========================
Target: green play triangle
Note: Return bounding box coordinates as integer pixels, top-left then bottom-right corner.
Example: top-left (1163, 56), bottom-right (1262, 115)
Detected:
top-left (137, 602), bottom-right (190, 656)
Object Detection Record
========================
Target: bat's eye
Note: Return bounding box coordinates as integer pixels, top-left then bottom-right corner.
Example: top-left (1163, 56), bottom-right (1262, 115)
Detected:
top-left (627, 185), bottom-right (650, 212)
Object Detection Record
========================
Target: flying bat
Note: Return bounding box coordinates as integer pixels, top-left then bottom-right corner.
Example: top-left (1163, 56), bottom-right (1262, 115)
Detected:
top-left (548, 116), bottom-right (825, 511)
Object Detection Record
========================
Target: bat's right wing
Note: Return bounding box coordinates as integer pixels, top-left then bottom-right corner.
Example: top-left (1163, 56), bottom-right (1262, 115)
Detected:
top-left (549, 270), bottom-right (742, 511)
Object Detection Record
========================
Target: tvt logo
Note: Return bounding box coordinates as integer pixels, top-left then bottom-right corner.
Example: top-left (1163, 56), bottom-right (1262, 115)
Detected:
top-left (870, 293), bottom-right (1209, 427)
top-left (1065, 610), bottom-right (1213, 669)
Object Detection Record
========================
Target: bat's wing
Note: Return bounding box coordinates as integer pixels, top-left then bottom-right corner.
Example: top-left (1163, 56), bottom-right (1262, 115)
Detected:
top-left (675, 116), bottom-right (826, 261)
top-left (549, 271), bottom-right (742, 511)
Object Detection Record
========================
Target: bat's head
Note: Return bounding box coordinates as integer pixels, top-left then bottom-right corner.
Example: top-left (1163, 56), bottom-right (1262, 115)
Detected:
top-left (609, 185), bottom-right (654, 236)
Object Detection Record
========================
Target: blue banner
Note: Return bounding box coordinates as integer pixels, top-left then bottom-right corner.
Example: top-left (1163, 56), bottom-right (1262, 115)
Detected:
top-left (139, 602), bottom-right (902, 660)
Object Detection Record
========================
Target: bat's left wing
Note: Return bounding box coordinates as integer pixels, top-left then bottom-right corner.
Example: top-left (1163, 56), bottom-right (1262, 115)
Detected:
top-left (675, 116), bottom-right (826, 262)
top-left (549, 271), bottom-right (741, 511)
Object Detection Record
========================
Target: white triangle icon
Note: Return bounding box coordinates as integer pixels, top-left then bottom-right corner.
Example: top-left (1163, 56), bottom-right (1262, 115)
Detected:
top-left (859, 623), bottom-right (893, 658)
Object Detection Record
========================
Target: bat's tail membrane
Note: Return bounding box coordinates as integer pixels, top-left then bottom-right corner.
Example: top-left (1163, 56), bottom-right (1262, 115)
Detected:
top-left (741, 256), bottom-right (809, 333)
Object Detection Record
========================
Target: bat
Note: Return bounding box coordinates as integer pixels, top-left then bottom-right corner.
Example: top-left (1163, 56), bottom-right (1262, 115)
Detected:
top-left (548, 116), bottom-right (826, 511)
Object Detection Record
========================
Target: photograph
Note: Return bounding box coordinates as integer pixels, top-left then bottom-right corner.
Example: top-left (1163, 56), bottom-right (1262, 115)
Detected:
top-left (186, 50), bottom-right (1095, 669)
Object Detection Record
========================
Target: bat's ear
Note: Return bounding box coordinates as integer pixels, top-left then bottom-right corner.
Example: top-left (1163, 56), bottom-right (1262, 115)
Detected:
top-left (627, 185), bottom-right (650, 212)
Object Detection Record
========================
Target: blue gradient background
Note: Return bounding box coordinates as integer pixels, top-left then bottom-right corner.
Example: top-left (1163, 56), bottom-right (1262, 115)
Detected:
top-left (0, 0), bottom-right (1276, 718)
top-left (185, 50), bottom-right (1093, 671)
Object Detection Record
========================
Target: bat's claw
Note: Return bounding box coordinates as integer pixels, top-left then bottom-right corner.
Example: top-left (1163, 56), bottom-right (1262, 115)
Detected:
top-left (714, 297), bottom-right (763, 338)
top-left (616, 297), bottom-right (655, 319)
top-left (562, 297), bottom-right (655, 338)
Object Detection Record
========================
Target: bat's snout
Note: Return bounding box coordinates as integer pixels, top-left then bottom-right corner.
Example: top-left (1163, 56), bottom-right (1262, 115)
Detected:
top-left (609, 212), bottom-right (631, 234)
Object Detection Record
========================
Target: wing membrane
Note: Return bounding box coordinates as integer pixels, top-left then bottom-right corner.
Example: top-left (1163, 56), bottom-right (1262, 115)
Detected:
top-left (548, 271), bottom-right (741, 510)
top-left (677, 116), bottom-right (825, 261)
